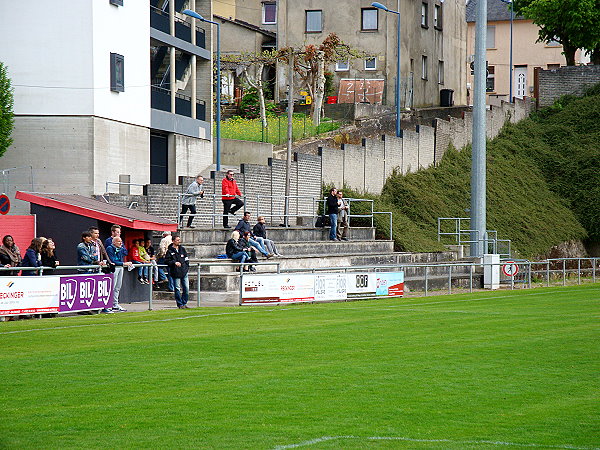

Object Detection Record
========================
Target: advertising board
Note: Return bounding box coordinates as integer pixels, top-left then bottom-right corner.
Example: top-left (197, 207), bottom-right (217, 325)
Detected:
top-left (241, 271), bottom-right (404, 305)
top-left (0, 276), bottom-right (60, 316)
top-left (0, 273), bottom-right (114, 316)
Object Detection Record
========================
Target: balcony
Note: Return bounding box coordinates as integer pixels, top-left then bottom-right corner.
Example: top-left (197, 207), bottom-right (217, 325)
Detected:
top-left (150, 6), bottom-right (206, 49)
top-left (151, 86), bottom-right (206, 121)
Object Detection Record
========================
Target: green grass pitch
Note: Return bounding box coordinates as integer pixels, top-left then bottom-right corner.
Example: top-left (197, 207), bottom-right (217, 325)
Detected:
top-left (1, 285), bottom-right (598, 449)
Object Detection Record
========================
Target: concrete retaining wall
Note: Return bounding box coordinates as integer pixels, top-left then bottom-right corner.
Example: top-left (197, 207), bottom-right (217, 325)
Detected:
top-left (538, 65), bottom-right (600, 108)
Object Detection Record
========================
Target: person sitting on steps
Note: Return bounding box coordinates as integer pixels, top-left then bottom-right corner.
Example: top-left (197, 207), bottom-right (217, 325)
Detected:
top-left (253, 216), bottom-right (281, 256)
top-left (225, 230), bottom-right (250, 272)
top-left (222, 170), bottom-right (244, 229)
top-left (239, 231), bottom-right (258, 272)
top-left (234, 211), bottom-right (272, 258)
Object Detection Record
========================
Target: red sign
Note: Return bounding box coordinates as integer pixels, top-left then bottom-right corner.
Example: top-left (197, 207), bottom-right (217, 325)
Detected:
top-left (0, 195), bottom-right (10, 215)
top-left (502, 262), bottom-right (519, 277)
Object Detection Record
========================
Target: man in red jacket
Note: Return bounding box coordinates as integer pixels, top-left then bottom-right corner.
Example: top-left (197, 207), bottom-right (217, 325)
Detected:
top-left (222, 170), bottom-right (244, 228)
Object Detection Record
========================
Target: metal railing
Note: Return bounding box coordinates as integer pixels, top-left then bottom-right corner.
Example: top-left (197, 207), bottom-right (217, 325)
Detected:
top-left (437, 217), bottom-right (512, 257)
top-left (3, 257), bottom-right (597, 315)
top-left (177, 194), bottom-right (393, 239)
top-left (105, 181), bottom-right (146, 195)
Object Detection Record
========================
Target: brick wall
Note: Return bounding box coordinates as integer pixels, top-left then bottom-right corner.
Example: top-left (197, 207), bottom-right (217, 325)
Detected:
top-left (538, 65), bottom-right (600, 108)
top-left (99, 98), bottom-right (534, 224)
top-left (363, 137), bottom-right (385, 194)
top-left (402, 129), bottom-right (419, 174)
top-left (383, 135), bottom-right (402, 180)
top-left (417, 125), bottom-right (435, 169)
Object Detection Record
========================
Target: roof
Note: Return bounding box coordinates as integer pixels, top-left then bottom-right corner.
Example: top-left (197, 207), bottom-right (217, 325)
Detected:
top-left (15, 192), bottom-right (178, 231)
top-left (214, 14), bottom-right (277, 39)
top-left (466, 0), bottom-right (525, 22)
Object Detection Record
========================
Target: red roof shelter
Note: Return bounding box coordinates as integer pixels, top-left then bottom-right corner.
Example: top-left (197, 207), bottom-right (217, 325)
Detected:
top-left (15, 192), bottom-right (177, 266)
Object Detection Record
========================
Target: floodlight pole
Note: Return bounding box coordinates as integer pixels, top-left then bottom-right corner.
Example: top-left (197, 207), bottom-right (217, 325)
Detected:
top-left (471, 0), bottom-right (487, 256)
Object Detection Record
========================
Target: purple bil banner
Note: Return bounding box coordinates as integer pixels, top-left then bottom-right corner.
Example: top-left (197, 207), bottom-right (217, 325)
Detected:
top-left (59, 274), bottom-right (114, 313)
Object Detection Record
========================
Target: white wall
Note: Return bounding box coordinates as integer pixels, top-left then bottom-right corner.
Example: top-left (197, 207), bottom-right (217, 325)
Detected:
top-left (0, 1), bottom-right (150, 128)
top-left (92, 1), bottom-right (150, 127)
top-left (0, 1), bottom-right (95, 115)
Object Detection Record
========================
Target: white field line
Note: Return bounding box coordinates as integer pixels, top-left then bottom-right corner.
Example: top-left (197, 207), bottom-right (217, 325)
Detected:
top-left (273, 435), bottom-right (599, 450)
top-left (1, 288), bottom-right (597, 336)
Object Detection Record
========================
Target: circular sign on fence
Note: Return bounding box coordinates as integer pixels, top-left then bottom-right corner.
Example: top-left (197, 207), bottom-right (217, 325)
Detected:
top-left (0, 195), bottom-right (10, 215)
top-left (502, 261), bottom-right (519, 277)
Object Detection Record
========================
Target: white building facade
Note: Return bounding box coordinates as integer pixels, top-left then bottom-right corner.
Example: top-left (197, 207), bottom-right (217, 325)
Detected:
top-left (0, 0), bottom-right (213, 211)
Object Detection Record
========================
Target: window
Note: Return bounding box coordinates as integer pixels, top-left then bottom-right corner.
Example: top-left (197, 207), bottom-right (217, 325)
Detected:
top-left (438, 60), bottom-right (444, 84)
top-left (110, 53), bottom-right (124, 92)
top-left (336, 60), bottom-right (350, 71)
top-left (434, 4), bottom-right (442, 29)
top-left (421, 3), bottom-right (428, 28)
top-left (486, 26), bottom-right (496, 49)
top-left (546, 38), bottom-right (561, 47)
top-left (262, 2), bottom-right (276, 24)
top-left (547, 63), bottom-right (560, 69)
top-left (306, 10), bottom-right (322, 33)
top-left (486, 65), bottom-right (495, 92)
top-left (421, 55), bottom-right (428, 80)
top-left (361, 8), bottom-right (378, 31)
top-left (365, 57), bottom-right (377, 70)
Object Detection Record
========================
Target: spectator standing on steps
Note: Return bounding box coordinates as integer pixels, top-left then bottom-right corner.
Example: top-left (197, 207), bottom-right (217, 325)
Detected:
top-left (326, 188), bottom-right (339, 241)
top-left (104, 224), bottom-right (121, 248)
top-left (336, 190), bottom-right (349, 241)
top-left (157, 231), bottom-right (174, 292)
top-left (180, 175), bottom-right (204, 228)
top-left (106, 236), bottom-right (132, 313)
top-left (222, 170), bottom-right (244, 228)
top-left (165, 235), bottom-right (190, 309)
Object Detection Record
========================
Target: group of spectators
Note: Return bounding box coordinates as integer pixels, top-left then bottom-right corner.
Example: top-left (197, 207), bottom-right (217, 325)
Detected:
top-left (0, 235), bottom-right (59, 276)
top-left (326, 188), bottom-right (350, 241)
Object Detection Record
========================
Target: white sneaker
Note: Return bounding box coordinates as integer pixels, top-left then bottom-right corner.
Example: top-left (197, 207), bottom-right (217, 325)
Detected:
top-left (101, 308), bottom-right (114, 314)
top-left (113, 305), bottom-right (127, 312)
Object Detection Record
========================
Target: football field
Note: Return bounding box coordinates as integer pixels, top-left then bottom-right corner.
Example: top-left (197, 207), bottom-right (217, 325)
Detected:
top-left (1, 285), bottom-right (598, 449)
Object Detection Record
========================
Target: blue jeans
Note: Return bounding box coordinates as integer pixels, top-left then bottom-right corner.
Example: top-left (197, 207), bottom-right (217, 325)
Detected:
top-left (134, 261), bottom-right (148, 279)
top-left (158, 257), bottom-right (174, 290)
top-left (173, 274), bottom-right (189, 307)
top-left (231, 251), bottom-right (250, 265)
top-left (249, 238), bottom-right (268, 256)
top-left (329, 213), bottom-right (338, 240)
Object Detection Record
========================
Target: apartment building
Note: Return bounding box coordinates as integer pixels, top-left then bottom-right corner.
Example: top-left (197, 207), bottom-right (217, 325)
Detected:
top-left (214, 0), bottom-right (467, 108)
top-left (466, 0), bottom-right (587, 103)
top-left (0, 0), bottom-right (213, 212)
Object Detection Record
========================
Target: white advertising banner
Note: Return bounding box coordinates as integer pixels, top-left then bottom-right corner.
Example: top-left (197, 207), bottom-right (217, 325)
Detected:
top-left (242, 274), bottom-right (315, 305)
top-left (241, 271), bottom-right (404, 305)
top-left (0, 276), bottom-right (60, 316)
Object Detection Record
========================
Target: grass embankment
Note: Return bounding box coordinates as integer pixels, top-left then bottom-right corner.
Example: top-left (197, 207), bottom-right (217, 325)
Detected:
top-left (221, 113), bottom-right (340, 146)
top-left (346, 87), bottom-right (600, 258)
top-left (0, 285), bottom-right (598, 448)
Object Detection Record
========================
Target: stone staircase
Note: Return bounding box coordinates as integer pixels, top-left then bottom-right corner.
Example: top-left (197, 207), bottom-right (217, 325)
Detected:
top-left (153, 225), bottom-right (482, 306)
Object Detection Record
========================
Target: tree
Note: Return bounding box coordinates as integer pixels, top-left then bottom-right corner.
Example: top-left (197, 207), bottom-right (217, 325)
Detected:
top-left (0, 62), bottom-right (14, 158)
top-left (512, 0), bottom-right (600, 66)
top-left (221, 50), bottom-right (278, 128)
top-left (284, 33), bottom-right (369, 125)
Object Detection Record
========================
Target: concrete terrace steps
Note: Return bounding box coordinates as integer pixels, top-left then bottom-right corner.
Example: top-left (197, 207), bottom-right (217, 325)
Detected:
top-left (186, 239), bottom-right (394, 259)
top-left (179, 226), bottom-right (376, 244)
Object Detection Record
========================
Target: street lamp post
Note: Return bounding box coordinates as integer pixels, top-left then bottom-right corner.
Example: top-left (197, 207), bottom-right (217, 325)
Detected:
top-left (371, 2), bottom-right (402, 137)
top-left (500, 0), bottom-right (514, 102)
top-left (183, 9), bottom-right (222, 172)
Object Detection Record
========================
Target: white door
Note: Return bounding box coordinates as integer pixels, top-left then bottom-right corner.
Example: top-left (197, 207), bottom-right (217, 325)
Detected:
top-left (514, 67), bottom-right (527, 99)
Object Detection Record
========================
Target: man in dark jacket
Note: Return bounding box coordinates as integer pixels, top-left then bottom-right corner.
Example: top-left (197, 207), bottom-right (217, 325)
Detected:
top-left (164, 235), bottom-right (190, 309)
top-left (326, 188), bottom-right (339, 241)
top-left (235, 211), bottom-right (270, 257)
